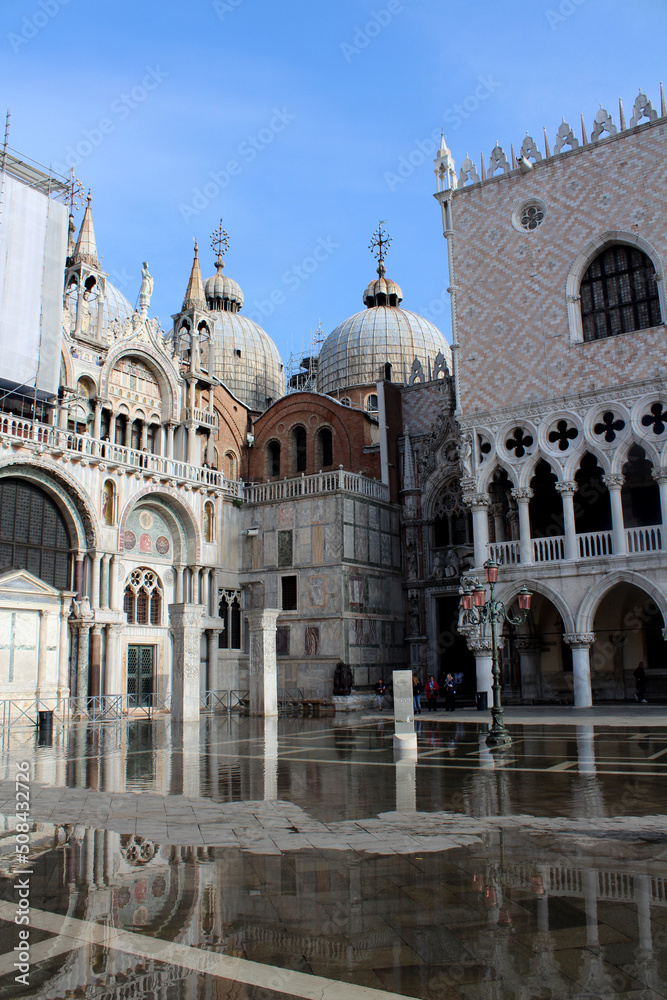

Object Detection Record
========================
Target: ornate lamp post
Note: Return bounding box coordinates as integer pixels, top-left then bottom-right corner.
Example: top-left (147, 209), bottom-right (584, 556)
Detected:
top-left (460, 560), bottom-right (532, 748)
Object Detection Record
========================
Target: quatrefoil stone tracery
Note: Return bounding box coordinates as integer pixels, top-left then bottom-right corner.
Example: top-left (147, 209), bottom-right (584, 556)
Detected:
top-left (642, 402), bottom-right (667, 435)
top-left (594, 411), bottom-right (626, 443)
top-left (548, 420), bottom-right (578, 451)
top-left (506, 427), bottom-right (534, 458)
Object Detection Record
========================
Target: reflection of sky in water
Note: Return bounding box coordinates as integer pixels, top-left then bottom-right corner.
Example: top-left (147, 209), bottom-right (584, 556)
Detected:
top-left (0, 716), bottom-right (665, 999)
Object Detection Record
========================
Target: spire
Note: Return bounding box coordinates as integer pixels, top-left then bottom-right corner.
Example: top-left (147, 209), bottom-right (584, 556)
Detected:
top-left (73, 191), bottom-right (99, 267)
top-left (182, 240), bottom-right (206, 310)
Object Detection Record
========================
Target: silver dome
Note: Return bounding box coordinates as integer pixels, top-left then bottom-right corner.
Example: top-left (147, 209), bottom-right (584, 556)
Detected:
top-left (212, 312), bottom-right (285, 411)
top-left (103, 281), bottom-right (134, 326)
top-left (204, 260), bottom-right (244, 312)
top-left (317, 306), bottom-right (452, 394)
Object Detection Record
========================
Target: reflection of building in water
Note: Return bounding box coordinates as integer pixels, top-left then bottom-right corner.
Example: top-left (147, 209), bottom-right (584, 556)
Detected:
top-left (15, 818), bottom-right (667, 998)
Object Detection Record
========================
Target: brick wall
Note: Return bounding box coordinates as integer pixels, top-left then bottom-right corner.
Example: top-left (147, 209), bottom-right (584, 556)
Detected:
top-left (451, 120), bottom-right (667, 415)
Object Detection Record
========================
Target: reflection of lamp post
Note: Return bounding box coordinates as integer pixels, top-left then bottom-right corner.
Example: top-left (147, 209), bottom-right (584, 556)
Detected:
top-left (460, 560), bottom-right (532, 748)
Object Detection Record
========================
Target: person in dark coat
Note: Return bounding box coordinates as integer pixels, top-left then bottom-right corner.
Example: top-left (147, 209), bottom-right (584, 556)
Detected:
top-left (634, 661), bottom-right (647, 703)
top-left (443, 673), bottom-right (456, 712)
top-left (412, 674), bottom-right (423, 715)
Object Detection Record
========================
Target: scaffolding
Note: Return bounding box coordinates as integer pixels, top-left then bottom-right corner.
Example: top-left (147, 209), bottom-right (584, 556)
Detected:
top-left (285, 320), bottom-right (325, 394)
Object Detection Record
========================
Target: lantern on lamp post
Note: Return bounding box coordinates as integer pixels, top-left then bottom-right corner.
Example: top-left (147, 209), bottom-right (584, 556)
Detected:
top-left (460, 560), bottom-right (532, 748)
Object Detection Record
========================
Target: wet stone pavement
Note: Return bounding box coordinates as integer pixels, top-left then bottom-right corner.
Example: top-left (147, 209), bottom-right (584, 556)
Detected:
top-left (0, 710), bottom-right (665, 999)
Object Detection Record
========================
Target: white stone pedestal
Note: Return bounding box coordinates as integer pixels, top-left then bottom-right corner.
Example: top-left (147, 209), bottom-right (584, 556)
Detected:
top-left (246, 608), bottom-right (280, 716)
top-left (392, 669), bottom-right (417, 754)
top-left (169, 603), bottom-right (205, 723)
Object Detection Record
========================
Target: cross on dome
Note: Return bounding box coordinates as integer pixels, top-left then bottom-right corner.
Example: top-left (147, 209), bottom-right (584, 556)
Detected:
top-left (369, 221), bottom-right (392, 276)
top-left (210, 218), bottom-right (230, 268)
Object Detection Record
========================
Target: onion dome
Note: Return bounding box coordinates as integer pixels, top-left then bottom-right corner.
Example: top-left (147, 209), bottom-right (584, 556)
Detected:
top-left (199, 223), bottom-right (284, 410)
top-left (204, 255), bottom-right (244, 312)
top-left (363, 262), bottom-right (403, 307)
top-left (317, 223), bottom-right (451, 394)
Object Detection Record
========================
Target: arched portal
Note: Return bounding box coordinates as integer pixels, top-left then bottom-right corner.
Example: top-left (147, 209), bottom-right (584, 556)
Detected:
top-left (507, 591), bottom-right (572, 703)
top-left (591, 582), bottom-right (665, 700)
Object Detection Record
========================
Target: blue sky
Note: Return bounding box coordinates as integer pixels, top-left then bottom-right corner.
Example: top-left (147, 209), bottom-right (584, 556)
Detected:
top-left (2, 0), bottom-right (666, 371)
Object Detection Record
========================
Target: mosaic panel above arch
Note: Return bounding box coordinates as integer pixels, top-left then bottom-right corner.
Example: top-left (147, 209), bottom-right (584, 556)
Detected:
top-left (124, 504), bottom-right (184, 561)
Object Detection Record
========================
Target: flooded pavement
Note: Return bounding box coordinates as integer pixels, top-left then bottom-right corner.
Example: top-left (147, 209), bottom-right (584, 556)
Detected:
top-left (0, 713), bottom-right (665, 999)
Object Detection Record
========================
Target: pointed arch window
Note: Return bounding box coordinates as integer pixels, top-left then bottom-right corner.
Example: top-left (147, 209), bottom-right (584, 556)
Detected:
top-left (124, 568), bottom-right (163, 625)
top-left (581, 245), bottom-right (661, 341)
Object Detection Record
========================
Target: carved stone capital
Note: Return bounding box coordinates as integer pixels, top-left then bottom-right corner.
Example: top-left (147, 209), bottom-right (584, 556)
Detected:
top-left (651, 467), bottom-right (667, 484)
top-left (510, 487), bottom-right (534, 503)
top-left (562, 632), bottom-right (595, 648)
top-left (602, 474), bottom-right (624, 491)
top-left (467, 638), bottom-right (493, 654)
top-left (662, 627), bottom-right (667, 643)
top-left (555, 481), bottom-right (578, 496)
top-left (462, 492), bottom-right (490, 509)
top-left (459, 476), bottom-right (478, 494)
top-left (566, 294), bottom-right (581, 304)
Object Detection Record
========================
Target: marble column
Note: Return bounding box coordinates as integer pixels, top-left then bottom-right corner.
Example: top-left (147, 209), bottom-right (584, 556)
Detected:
top-left (91, 400), bottom-right (101, 440)
top-left (210, 569), bottom-right (219, 616)
top-left (206, 629), bottom-right (222, 692)
top-left (76, 622), bottom-right (92, 704)
top-left (464, 492), bottom-right (490, 568)
top-left (556, 481), bottom-right (578, 561)
top-left (245, 609), bottom-right (280, 716)
top-left (652, 467), bottom-right (667, 527)
top-left (105, 624), bottom-right (123, 697)
top-left (468, 637), bottom-right (493, 698)
top-left (563, 633), bottom-right (595, 707)
top-left (201, 569), bottom-right (209, 613)
top-left (109, 555), bottom-right (120, 611)
top-left (167, 423), bottom-right (175, 459)
top-left (186, 424), bottom-right (198, 465)
top-left (175, 565), bottom-right (184, 603)
top-left (109, 411), bottom-right (117, 444)
top-left (57, 599), bottom-right (70, 701)
top-left (514, 638), bottom-right (542, 701)
top-left (36, 610), bottom-right (50, 699)
top-left (91, 552), bottom-right (102, 609)
top-left (74, 556), bottom-right (84, 598)
top-left (511, 488), bottom-right (534, 565)
top-left (169, 603), bottom-right (205, 723)
top-left (602, 475), bottom-right (626, 555)
top-left (89, 624), bottom-right (102, 699)
top-left (190, 566), bottom-right (200, 604)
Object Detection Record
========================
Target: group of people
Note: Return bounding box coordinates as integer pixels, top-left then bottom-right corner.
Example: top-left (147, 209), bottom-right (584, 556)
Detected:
top-left (374, 673), bottom-right (458, 713)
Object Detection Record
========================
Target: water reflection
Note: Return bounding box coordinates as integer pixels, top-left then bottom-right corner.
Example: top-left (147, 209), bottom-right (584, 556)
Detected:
top-left (0, 716), bottom-right (665, 998)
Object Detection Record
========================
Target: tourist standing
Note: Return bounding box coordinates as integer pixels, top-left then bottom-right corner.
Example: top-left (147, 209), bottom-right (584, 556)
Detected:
top-left (425, 675), bottom-right (439, 711)
top-left (412, 674), bottom-right (423, 715)
top-left (444, 673), bottom-right (456, 712)
top-left (375, 676), bottom-right (386, 711)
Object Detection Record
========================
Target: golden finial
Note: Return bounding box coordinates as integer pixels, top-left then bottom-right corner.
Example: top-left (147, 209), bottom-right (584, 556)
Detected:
top-left (66, 167), bottom-right (85, 215)
top-left (369, 220), bottom-right (392, 273)
top-left (210, 218), bottom-right (230, 266)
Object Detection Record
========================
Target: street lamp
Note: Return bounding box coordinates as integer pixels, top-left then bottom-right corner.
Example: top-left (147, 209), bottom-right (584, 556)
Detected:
top-left (460, 560), bottom-right (532, 748)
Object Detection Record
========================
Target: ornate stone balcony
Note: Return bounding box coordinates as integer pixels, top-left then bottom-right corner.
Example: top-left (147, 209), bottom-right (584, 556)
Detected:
top-left (244, 469), bottom-right (390, 504)
top-left (488, 524), bottom-right (663, 566)
top-left (0, 416), bottom-right (240, 496)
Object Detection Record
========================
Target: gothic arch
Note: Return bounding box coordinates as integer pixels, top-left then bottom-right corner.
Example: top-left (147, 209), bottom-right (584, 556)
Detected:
top-left (99, 344), bottom-right (180, 422)
top-left (566, 231), bottom-right (666, 343)
top-left (476, 459), bottom-right (516, 494)
top-left (576, 569), bottom-right (667, 634)
top-left (118, 487), bottom-right (202, 564)
top-left (563, 442), bottom-right (611, 480)
top-left (611, 436), bottom-right (661, 474)
top-left (0, 455), bottom-right (99, 550)
top-left (518, 449), bottom-right (565, 489)
top-left (495, 578), bottom-right (576, 634)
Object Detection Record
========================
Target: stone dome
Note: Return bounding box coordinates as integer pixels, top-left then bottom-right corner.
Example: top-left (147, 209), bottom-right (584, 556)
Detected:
top-left (317, 271), bottom-right (452, 394)
top-left (103, 281), bottom-right (134, 326)
top-left (204, 258), bottom-right (244, 312)
top-left (211, 312), bottom-right (285, 412)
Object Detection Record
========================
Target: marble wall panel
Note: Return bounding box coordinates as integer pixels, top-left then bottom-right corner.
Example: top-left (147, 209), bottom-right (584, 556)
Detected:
top-left (369, 530), bottom-right (380, 564)
top-left (355, 501), bottom-right (368, 527)
top-left (312, 525), bottom-right (324, 564)
top-left (343, 524), bottom-right (355, 559)
top-left (355, 529), bottom-right (369, 563)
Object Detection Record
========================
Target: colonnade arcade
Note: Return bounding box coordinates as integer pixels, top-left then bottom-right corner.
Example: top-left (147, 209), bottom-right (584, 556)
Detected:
top-left (465, 577), bottom-right (667, 707)
top-left (469, 442), bottom-right (667, 567)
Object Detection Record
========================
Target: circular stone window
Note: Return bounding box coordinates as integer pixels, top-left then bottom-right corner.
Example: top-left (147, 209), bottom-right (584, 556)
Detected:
top-left (512, 199), bottom-right (547, 233)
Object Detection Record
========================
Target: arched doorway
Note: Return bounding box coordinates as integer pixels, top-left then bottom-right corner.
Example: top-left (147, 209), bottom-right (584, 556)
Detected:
top-left (591, 582), bottom-right (665, 700)
top-left (435, 594), bottom-right (476, 702)
top-left (508, 591), bottom-right (572, 703)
